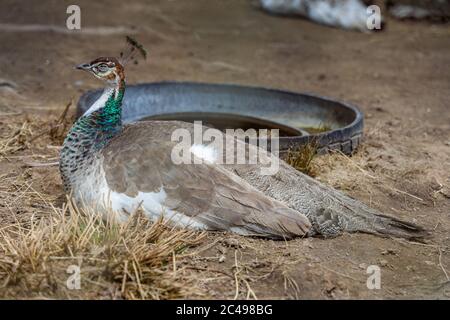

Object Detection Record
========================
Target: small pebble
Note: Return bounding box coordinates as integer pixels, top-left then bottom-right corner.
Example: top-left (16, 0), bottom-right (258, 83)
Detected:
top-left (381, 249), bottom-right (398, 256)
top-left (379, 259), bottom-right (388, 267)
top-left (222, 238), bottom-right (242, 248)
top-left (217, 245), bottom-right (227, 254)
top-left (406, 266), bottom-right (415, 272)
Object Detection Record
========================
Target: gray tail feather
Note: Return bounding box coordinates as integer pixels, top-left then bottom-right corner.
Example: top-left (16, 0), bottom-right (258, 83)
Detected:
top-left (332, 191), bottom-right (429, 240)
top-left (368, 212), bottom-right (429, 240)
top-left (310, 203), bottom-right (429, 240)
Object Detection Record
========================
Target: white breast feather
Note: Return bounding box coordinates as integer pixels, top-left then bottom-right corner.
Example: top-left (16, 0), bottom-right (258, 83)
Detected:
top-left (83, 87), bottom-right (114, 116)
top-left (73, 160), bottom-right (207, 229)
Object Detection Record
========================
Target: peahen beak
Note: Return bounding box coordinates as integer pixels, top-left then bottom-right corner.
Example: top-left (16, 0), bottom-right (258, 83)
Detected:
top-left (75, 63), bottom-right (91, 71)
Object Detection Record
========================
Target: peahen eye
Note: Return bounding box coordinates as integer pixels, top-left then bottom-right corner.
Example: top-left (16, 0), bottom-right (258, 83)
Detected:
top-left (97, 64), bottom-right (108, 72)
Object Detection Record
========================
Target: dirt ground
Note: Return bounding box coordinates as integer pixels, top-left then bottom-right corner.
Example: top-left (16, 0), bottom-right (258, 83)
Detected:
top-left (0, 0), bottom-right (449, 299)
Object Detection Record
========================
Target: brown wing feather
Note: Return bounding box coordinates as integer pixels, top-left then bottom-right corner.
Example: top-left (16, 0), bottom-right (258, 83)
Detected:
top-left (101, 123), bottom-right (311, 239)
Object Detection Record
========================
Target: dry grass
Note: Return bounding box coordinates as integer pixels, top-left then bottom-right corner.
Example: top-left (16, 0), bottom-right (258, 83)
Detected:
top-left (0, 112), bottom-right (209, 299)
top-left (27, 100), bottom-right (74, 148)
top-left (284, 139), bottom-right (319, 176)
top-left (284, 122), bottom-right (332, 176)
top-left (0, 100), bottom-right (73, 160)
top-left (0, 120), bottom-right (33, 157)
top-left (0, 198), bottom-right (205, 299)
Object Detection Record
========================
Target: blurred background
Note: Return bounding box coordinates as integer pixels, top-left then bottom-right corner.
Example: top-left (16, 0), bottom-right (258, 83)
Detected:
top-left (1, 0), bottom-right (448, 120)
top-left (0, 0), bottom-right (449, 299)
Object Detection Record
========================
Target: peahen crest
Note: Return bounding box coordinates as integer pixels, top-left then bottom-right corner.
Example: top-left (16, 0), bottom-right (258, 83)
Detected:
top-left (119, 36), bottom-right (147, 66)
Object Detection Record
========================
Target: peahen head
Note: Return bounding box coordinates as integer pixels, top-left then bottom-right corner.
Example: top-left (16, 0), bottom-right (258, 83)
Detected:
top-left (76, 57), bottom-right (125, 86)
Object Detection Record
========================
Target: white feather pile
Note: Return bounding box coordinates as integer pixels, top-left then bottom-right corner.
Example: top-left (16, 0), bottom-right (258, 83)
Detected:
top-left (260, 0), bottom-right (372, 31)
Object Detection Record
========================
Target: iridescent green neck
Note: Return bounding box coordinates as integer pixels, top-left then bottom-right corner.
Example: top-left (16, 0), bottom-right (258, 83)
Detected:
top-left (67, 80), bottom-right (125, 149)
top-left (60, 79), bottom-right (125, 191)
